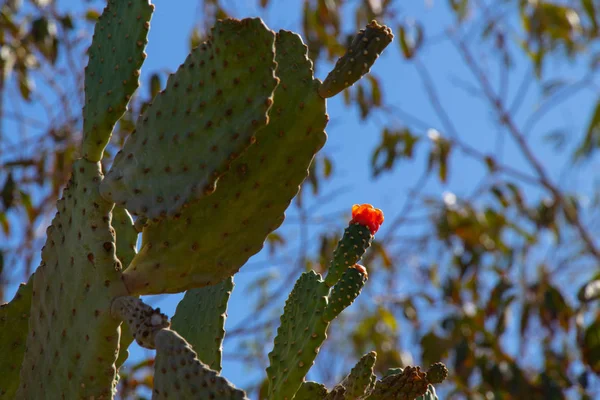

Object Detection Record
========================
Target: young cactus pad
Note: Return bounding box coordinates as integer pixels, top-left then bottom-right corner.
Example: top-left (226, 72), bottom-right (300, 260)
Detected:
top-left (82, 0), bottom-right (153, 161)
top-left (319, 20), bottom-right (394, 98)
top-left (120, 30), bottom-right (328, 295)
top-left (100, 18), bottom-right (278, 221)
top-left (335, 351), bottom-right (378, 398)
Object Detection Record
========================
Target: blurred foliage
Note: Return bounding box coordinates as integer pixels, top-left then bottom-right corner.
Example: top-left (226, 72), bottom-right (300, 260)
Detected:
top-left (2, 0), bottom-right (600, 399)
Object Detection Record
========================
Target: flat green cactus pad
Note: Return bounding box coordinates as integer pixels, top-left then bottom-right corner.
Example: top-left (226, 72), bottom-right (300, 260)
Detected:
top-left (295, 381), bottom-right (329, 399)
top-left (0, 275), bottom-right (33, 398)
top-left (121, 29), bottom-right (328, 295)
top-left (100, 18), bottom-right (278, 221)
top-left (171, 276), bottom-right (233, 372)
top-left (266, 271), bottom-right (330, 400)
top-left (82, 0), bottom-right (153, 161)
top-left (153, 329), bottom-right (247, 399)
top-left (17, 159), bottom-right (129, 399)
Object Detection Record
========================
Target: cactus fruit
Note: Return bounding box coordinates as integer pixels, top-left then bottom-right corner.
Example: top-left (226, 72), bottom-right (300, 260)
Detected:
top-left (171, 276), bottom-right (234, 372)
top-left (82, 0), bottom-right (153, 161)
top-left (120, 30), bottom-right (328, 295)
top-left (17, 160), bottom-right (130, 399)
top-left (100, 18), bottom-right (278, 222)
top-left (325, 204), bottom-right (383, 287)
top-left (319, 20), bottom-right (394, 98)
top-left (153, 329), bottom-right (247, 400)
top-left (0, 275), bottom-right (33, 398)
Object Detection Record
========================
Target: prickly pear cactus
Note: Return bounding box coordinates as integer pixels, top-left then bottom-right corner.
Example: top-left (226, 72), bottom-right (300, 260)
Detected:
top-left (0, 275), bottom-right (33, 398)
top-left (82, 0), bottom-right (153, 161)
top-left (171, 277), bottom-right (234, 372)
top-left (337, 351), bottom-right (377, 399)
top-left (266, 205), bottom-right (384, 400)
top-left (100, 18), bottom-right (278, 222)
top-left (153, 329), bottom-right (247, 400)
top-left (324, 264), bottom-right (368, 322)
top-left (3, 3), bottom-right (449, 398)
top-left (17, 160), bottom-right (130, 399)
top-left (121, 30), bottom-right (328, 295)
top-left (266, 271), bottom-right (331, 400)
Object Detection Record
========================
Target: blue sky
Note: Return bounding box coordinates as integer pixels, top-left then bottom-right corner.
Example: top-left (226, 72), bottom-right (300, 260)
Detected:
top-left (6, 0), bottom-right (600, 396)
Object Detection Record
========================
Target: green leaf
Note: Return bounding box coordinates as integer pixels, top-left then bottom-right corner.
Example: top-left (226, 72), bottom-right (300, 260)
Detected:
top-left (85, 9), bottom-right (100, 22)
top-left (582, 317), bottom-right (600, 373)
top-left (148, 73), bottom-right (161, 99)
top-left (575, 98), bottom-right (600, 159)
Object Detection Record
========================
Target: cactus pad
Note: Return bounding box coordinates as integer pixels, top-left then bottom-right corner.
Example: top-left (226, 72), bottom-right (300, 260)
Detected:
top-left (171, 277), bottom-right (233, 372)
top-left (338, 351), bottom-right (377, 399)
top-left (324, 223), bottom-right (374, 288)
top-left (100, 18), bottom-right (278, 221)
top-left (17, 159), bottom-right (129, 399)
top-left (153, 329), bottom-right (247, 399)
top-left (266, 271), bottom-right (330, 400)
top-left (82, 0), bottom-right (153, 161)
top-left (111, 296), bottom-right (170, 349)
top-left (319, 20), bottom-right (393, 98)
top-left (0, 275), bottom-right (33, 398)
top-left (112, 206), bottom-right (138, 268)
top-left (121, 30), bottom-right (328, 295)
top-left (324, 264), bottom-right (368, 322)
top-left (110, 206), bottom-right (138, 370)
top-left (295, 381), bottom-right (329, 399)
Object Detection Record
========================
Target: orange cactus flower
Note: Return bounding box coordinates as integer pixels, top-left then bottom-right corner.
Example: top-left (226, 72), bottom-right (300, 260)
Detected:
top-left (350, 204), bottom-right (384, 234)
